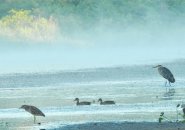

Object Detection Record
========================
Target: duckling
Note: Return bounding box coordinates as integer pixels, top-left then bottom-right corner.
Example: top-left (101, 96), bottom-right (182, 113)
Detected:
top-left (98, 98), bottom-right (115, 105)
top-left (74, 98), bottom-right (91, 105)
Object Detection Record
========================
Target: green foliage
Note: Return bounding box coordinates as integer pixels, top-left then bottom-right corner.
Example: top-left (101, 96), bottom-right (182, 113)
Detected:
top-left (159, 116), bottom-right (163, 123)
top-left (159, 105), bottom-right (185, 123)
top-left (0, 9), bottom-right (58, 42)
top-left (183, 114), bottom-right (185, 119)
top-left (159, 112), bottom-right (164, 123)
top-left (1, 0), bottom-right (185, 27)
top-left (0, 9), bottom-right (32, 27)
top-left (177, 113), bottom-right (185, 123)
top-left (1, 0), bottom-right (185, 42)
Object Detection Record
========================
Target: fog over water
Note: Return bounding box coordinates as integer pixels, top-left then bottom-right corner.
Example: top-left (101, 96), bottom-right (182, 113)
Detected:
top-left (0, 28), bottom-right (184, 74)
top-left (0, 0), bottom-right (185, 73)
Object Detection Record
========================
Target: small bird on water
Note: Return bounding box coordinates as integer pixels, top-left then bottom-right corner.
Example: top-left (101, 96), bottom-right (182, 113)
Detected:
top-left (153, 65), bottom-right (175, 92)
top-left (98, 98), bottom-right (115, 105)
top-left (19, 105), bottom-right (45, 123)
top-left (74, 98), bottom-right (91, 105)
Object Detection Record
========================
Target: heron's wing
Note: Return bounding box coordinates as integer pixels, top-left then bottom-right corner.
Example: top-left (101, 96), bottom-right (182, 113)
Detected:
top-left (158, 67), bottom-right (175, 82)
top-left (30, 106), bottom-right (45, 117)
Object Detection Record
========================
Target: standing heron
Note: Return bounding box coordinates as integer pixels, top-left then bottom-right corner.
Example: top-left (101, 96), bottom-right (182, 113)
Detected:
top-left (153, 65), bottom-right (175, 91)
top-left (74, 98), bottom-right (91, 105)
top-left (20, 105), bottom-right (45, 123)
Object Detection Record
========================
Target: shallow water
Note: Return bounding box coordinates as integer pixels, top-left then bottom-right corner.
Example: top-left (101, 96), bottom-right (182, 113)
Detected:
top-left (0, 63), bottom-right (185, 129)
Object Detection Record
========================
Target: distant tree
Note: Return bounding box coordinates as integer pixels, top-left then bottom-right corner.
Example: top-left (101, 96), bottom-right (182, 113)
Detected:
top-left (0, 9), bottom-right (59, 43)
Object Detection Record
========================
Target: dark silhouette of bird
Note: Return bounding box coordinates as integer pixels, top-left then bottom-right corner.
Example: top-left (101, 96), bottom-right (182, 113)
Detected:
top-left (20, 105), bottom-right (45, 123)
top-left (160, 112), bottom-right (164, 116)
top-left (177, 104), bottom-right (181, 108)
top-left (183, 108), bottom-right (185, 115)
top-left (74, 98), bottom-right (91, 105)
top-left (98, 98), bottom-right (115, 105)
top-left (153, 65), bottom-right (175, 91)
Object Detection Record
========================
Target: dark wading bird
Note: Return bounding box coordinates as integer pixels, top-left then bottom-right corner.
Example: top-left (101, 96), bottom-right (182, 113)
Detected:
top-left (74, 98), bottom-right (91, 105)
top-left (98, 98), bottom-right (115, 105)
top-left (153, 65), bottom-right (175, 92)
top-left (20, 105), bottom-right (45, 123)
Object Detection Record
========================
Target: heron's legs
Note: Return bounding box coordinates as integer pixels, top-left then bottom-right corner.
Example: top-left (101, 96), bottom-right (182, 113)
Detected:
top-left (168, 81), bottom-right (171, 92)
top-left (34, 116), bottom-right (36, 124)
top-left (176, 107), bottom-right (178, 121)
top-left (168, 81), bottom-right (171, 87)
top-left (164, 81), bottom-right (172, 92)
top-left (165, 81), bottom-right (168, 92)
top-left (165, 81), bottom-right (167, 87)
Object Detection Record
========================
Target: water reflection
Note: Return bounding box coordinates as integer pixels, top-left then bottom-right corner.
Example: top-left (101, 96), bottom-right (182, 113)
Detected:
top-left (163, 88), bottom-right (175, 99)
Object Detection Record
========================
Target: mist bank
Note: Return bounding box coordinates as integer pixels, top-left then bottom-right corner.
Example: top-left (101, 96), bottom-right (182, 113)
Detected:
top-left (0, 0), bottom-right (185, 44)
top-left (0, 43), bottom-right (184, 74)
top-left (0, 0), bottom-right (185, 73)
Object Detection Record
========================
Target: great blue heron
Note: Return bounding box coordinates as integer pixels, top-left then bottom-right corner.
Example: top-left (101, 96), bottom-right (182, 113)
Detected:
top-left (153, 65), bottom-right (175, 91)
top-left (20, 105), bottom-right (45, 123)
top-left (74, 98), bottom-right (91, 105)
top-left (98, 98), bottom-right (115, 105)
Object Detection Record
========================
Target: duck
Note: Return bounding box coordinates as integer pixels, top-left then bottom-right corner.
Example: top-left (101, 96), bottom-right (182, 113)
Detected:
top-left (98, 98), bottom-right (115, 105)
top-left (74, 98), bottom-right (91, 105)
